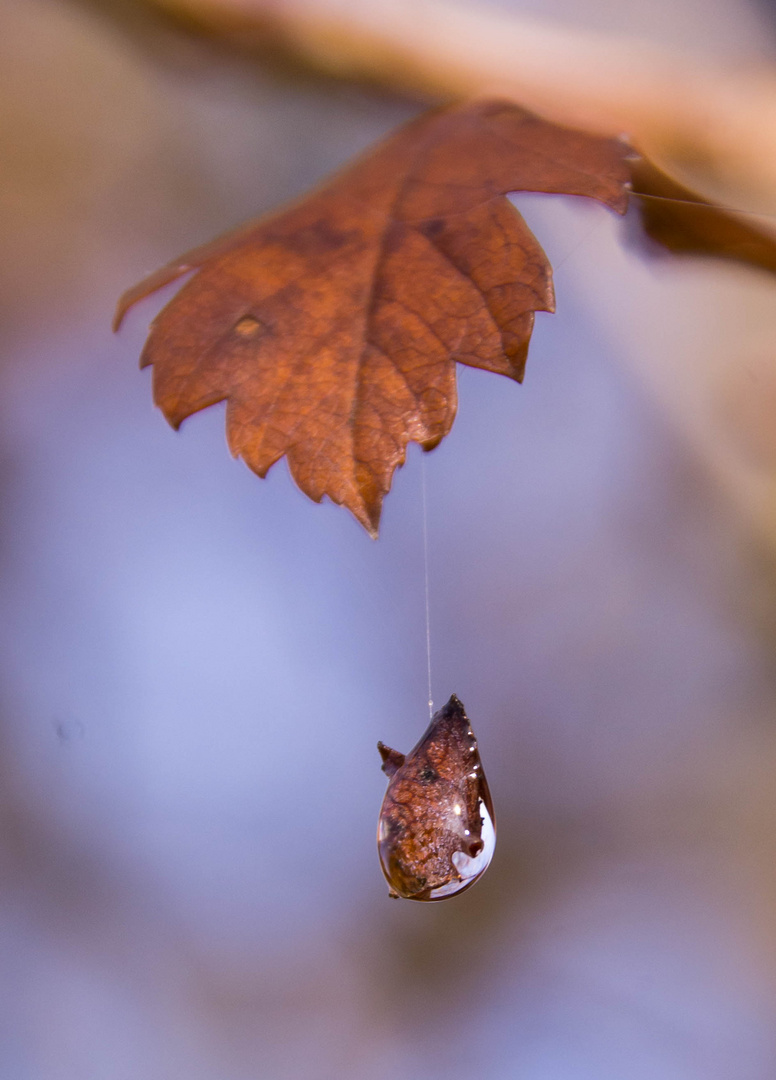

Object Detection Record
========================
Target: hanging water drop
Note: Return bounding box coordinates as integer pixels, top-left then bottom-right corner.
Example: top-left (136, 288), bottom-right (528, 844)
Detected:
top-left (376, 695), bottom-right (496, 901)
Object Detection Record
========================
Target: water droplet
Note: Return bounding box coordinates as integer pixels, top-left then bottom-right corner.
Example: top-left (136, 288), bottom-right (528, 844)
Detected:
top-left (376, 694), bottom-right (496, 901)
top-left (233, 315), bottom-right (262, 337)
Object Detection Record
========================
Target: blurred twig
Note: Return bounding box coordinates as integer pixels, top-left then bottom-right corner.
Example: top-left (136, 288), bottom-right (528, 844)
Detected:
top-left (144, 0), bottom-right (776, 208)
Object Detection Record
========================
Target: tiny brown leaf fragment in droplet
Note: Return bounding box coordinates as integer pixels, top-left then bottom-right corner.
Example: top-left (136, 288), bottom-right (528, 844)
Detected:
top-left (115, 100), bottom-right (631, 536)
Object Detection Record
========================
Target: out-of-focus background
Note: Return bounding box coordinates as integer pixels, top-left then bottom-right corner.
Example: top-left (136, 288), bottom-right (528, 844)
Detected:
top-left (2, 1), bottom-right (776, 1077)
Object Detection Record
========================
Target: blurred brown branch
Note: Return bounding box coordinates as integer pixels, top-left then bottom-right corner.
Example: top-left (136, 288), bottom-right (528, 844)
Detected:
top-left (145, 0), bottom-right (776, 208)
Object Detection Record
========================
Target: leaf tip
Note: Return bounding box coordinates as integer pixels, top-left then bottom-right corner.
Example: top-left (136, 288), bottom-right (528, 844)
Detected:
top-left (357, 503), bottom-right (381, 540)
top-left (113, 280), bottom-right (150, 333)
top-left (112, 287), bottom-right (137, 333)
top-left (158, 404), bottom-right (185, 432)
top-left (347, 492), bottom-right (382, 539)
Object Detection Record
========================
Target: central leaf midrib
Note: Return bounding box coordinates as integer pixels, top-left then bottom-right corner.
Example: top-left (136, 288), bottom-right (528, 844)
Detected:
top-left (349, 117), bottom-right (451, 489)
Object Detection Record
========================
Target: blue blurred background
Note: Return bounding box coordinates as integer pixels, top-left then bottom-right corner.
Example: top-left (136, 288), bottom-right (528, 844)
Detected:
top-left (2, 0), bottom-right (776, 1077)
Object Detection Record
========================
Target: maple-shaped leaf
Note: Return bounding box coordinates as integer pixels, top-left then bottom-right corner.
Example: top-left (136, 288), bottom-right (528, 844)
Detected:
top-left (115, 100), bottom-right (631, 536)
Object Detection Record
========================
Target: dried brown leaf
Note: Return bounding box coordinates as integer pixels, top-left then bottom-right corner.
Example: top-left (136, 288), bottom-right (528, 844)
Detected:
top-left (115, 100), bottom-right (634, 535)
